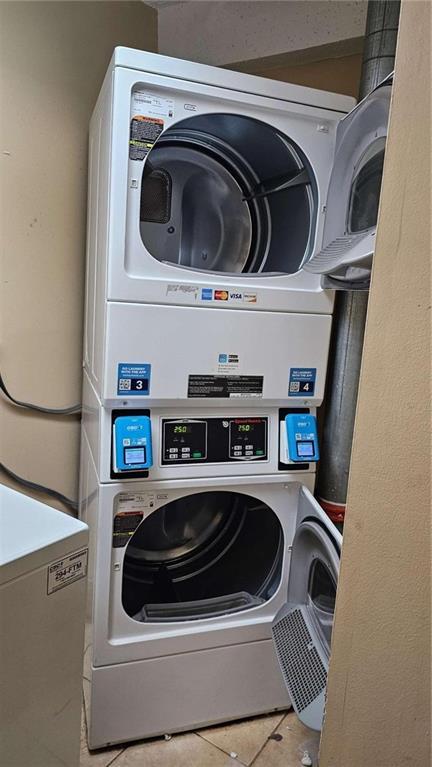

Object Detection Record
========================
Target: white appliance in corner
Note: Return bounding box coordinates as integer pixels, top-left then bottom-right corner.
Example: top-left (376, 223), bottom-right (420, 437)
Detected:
top-left (0, 486), bottom-right (89, 767)
top-left (80, 48), bottom-right (392, 748)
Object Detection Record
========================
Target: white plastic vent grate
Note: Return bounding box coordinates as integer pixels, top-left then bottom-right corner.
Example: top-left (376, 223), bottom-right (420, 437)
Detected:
top-left (304, 232), bottom-right (369, 272)
top-left (272, 606), bottom-right (327, 713)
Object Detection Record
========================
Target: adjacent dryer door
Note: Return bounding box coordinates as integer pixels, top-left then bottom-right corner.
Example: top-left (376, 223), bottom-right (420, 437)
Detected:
top-left (303, 75), bottom-right (392, 289)
top-left (272, 486), bottom-right (342, 731)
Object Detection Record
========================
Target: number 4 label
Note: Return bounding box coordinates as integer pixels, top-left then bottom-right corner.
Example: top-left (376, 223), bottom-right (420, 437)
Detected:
top-left (289, 368), bottom-right (316, 397)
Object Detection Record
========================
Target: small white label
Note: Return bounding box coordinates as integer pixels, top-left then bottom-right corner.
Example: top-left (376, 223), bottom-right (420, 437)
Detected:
top-left (116, 492), bottom-right (155, 513)
top-left (47, 549), bottom-right (88, 595)
top-left (166, 283), bottom-right (200, 298)
top-left (230, 392), bottom-right (263, 398)
top-left (132, 91), bottom-right (174, 119)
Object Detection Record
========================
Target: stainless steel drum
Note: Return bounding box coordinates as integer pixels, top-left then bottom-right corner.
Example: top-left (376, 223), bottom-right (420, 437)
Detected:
top-left (140, 145), bottom-right (253, 273)
top-left (122, 491), bottom-right (283, 621)
top-left (139, 114), bottom-right (317, 275)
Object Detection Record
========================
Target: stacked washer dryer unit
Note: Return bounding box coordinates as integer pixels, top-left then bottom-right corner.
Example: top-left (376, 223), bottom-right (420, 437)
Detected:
top-left (80, 48), bottom-right (391, 747)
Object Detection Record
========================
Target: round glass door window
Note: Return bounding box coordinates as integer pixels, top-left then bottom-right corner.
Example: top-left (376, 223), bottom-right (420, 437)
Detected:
top-left (122, 491), bottom-right (283, 622)
top-left (308, 558), bottom-right (337, 648)
top-left (139, 114), bottom-right (317, 275)
top-left (348, 137), bottom-right (386, 234)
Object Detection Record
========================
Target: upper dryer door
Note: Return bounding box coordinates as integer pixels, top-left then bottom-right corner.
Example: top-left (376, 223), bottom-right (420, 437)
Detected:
top-left (272, 486), bottom-right (341, 731)
top-left (303, 75), bottom-right (392, 290)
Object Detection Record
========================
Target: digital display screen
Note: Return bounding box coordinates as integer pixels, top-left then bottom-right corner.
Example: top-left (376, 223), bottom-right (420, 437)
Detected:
top-left (238, 424), bottom-right (253, 432)
top-left (296, 441), bottom-right (315, 458)
top-left (124, 447), bottom-right (146, 464)
top-left (162, 420), bottom-right (207, 462)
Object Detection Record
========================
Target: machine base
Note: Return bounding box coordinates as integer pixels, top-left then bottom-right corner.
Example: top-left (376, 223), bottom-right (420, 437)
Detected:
top-left (85, 638), bottom-right (290, 748)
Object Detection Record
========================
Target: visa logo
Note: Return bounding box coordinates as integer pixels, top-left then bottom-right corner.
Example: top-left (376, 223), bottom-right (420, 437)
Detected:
top-left (229, 292), bottom-right (243, 300)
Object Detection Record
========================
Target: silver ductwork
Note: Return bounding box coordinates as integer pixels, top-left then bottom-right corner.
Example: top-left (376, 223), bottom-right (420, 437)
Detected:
top-left (316, 0), bottom-right (400, 522)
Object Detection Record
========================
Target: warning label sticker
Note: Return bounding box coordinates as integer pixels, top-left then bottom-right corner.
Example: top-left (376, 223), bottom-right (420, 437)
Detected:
top-left (113, 492), bottom-right (155, 547)
top-left (129, 91), bottom-right (174, 161)
top-left (113, 511), bottom-right (144, 548)
top-left (188, 375), bottom-right (263, 399)
top-left (129, 116), bottom-right (164, 161)
top-left (47, 549), bottom-right (88, 595)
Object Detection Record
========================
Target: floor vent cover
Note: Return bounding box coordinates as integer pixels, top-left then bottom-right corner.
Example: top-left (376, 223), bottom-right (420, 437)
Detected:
top-left (272, 605), bottom-right (327, 714)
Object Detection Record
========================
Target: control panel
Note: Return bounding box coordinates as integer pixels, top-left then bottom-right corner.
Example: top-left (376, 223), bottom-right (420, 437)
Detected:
top-left (163, 420), bottom-right (207, 462)
top-left (280, 413), bottom-right (319, 464)
top-left (161, 417), bottom-right (268, 465)
top-left (113, 414), bottom-right (153, 472)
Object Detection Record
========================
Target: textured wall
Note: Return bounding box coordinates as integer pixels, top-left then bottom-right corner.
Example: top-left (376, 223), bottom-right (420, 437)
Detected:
top-left (0, 2), bottom-right (157, 511)
top-left (157, 0), bottom-right (367, 65)
top-left (319, 0), bottom-right (431, 764)
top-left (237, 50), bottom-right (363, 97)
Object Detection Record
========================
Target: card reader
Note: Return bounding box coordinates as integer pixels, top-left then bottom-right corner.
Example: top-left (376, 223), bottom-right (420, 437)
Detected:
top-left (280, 413), bottom-right (319, 464)
top-left (285, 413), bottom-right (319, 462)
top-left (113, 415), bottom-right (152, 472)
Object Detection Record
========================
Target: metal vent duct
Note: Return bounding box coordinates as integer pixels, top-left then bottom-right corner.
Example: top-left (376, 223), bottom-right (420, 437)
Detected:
top-left (316, 0), bottom-right (401, 523)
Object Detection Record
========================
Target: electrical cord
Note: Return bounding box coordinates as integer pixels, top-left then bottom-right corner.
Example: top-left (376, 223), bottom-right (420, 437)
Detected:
top-left (0, 462), bottom-right (78, 514)
top-left (0, 372), bottom-right (82, 415)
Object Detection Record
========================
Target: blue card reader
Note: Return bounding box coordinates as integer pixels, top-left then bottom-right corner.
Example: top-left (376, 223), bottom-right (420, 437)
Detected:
top-left (113, 415), bottom-right (153, 472)
top-left (285, 413), bottom-right (319, 463)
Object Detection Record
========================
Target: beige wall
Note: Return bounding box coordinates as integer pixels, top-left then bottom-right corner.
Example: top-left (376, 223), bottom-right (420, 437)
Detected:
top-left (0, 2), bottom-right (157, 512)
top-left (232, 39), bottom-right (363, 97)
top-left (320, 1), bottom-right (431, 764)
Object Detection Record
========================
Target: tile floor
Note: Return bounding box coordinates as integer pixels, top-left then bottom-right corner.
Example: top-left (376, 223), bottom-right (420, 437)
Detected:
top-left (80, 701), bottom-right (320, 767)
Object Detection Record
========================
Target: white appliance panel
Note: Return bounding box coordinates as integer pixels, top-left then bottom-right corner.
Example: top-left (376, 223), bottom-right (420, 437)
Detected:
top-left (0, 487), bottom-right (88, 767)
top-left (84, 49), bottom-right (356, 329)
top-left (79, 437), bottom-right (314, 667)
top-left (100, 303), bottom-right (331, 406)
top-left (82, 371), bottom-right (317, 482)
top-left (87, 640), bottom-right (289, 749)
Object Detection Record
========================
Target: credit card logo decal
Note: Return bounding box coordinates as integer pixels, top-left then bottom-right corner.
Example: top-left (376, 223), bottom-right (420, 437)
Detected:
top-left (214, 290), bottom-right (229, 301)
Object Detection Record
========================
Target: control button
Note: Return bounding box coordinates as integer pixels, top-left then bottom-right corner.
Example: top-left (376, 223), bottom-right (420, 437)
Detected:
top-left (192, 451), bottom-right (202, 458)
top-left (245, 450), bottom-right (253, 456)
top-left (255, 449), bottom-right (264, 455)
top-left (246, 444), bottom-right (253, 449)
top-left (181, 448), bottom-right (190, 453)
top-left (169, 448), bottom-right (178, 453)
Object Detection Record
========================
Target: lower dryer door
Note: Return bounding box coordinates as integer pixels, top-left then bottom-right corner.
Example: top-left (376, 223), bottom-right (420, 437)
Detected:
top-left (272, 486), bottom-right (341, 731)
top-left (122, 489), bottom-right (284, 623)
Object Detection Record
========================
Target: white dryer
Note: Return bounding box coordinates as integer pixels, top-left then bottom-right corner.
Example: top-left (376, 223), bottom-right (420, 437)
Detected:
top-left (80, 425), bottom-right (340, 748)
top-left (85, 48), bottom-right (391, 329)
top-left (80, 50), bottom-right (392, 749)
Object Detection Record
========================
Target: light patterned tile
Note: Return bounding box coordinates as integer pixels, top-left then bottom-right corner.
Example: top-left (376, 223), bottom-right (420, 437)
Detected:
top-left (198, 711), bottom-right (288, 765)
top-left (111, 732), bottom-right (241, 767)
top-left (80, 684), bottom-right (124, 767)
top-left (251, 711), bottom-right (320, 767)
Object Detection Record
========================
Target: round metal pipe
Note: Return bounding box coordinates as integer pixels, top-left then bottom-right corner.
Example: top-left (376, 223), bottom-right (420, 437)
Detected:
top-left (316, 0), bottom-right (400, 522)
